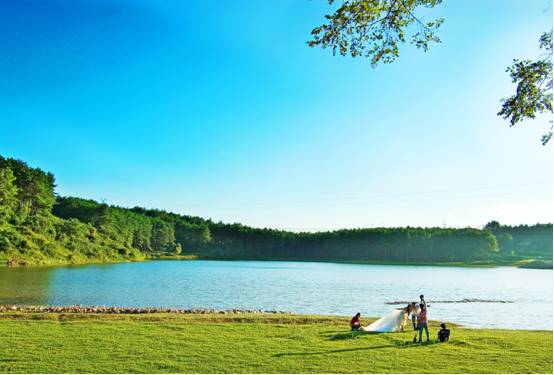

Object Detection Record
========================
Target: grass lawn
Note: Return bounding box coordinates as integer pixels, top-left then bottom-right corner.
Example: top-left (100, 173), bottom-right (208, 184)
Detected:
top-left (0, 313), bottom-right (551, 373)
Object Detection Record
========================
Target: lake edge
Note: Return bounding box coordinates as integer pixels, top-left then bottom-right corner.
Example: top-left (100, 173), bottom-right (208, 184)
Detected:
top-left (1, 256), bottom-right (552, 269)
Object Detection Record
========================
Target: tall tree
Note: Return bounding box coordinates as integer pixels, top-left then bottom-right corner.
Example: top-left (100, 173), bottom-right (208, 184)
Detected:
top-left (0, 157), bottom-right (56, 214)
top-left (151, 219), bottom-right (176, 254)
top-left (0, 167), bottom-right (18, 223)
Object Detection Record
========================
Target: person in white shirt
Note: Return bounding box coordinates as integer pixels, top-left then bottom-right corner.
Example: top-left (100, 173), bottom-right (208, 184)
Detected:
top-left (410, 302), bottom-right (419, 330)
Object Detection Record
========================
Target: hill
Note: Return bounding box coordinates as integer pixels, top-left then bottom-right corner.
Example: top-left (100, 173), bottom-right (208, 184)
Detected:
top-left (1, 154), bottom-right (552, 267)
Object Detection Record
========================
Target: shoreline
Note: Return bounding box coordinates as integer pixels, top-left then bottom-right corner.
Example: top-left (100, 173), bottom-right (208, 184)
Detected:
top-left (0, 307), bottom-right (551, 333)
top-left (192, 257), bottom-right (545, 269)
top-left (1, 256), bottom-right (552, 269)
top-left (0, 305), bottom-right (288, 315)
top-left (1, 305), bottom-right (551, 332)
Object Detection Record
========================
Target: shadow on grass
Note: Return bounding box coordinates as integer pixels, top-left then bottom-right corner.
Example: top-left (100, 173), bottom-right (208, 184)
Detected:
top-left (329, 331), bottom-right (417, 341)
top-left (329, 331), bottom-right (371, 341)
top-left (272, 345), bottom-right (396, 357)
top-left (273, 338), bottom-right (441, 357)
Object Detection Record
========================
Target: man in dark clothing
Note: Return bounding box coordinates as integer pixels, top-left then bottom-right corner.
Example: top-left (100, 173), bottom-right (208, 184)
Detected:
top-left (420, 294), bottom-right (428, 309)
top-left (438, 323), bottom-right (450, 342)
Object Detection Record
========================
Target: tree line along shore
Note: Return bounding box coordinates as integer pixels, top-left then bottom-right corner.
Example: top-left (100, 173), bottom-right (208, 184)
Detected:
top-left (1, 154), bottom-right (552, 268)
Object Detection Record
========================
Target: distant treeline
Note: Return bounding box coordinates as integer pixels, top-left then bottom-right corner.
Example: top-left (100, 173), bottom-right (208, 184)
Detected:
top-left (484, 221), bottom-right (552, 260)
top-left (1, 155), bottom-right (552, 266)
top-left (54, 197), bottom-right (499, 263)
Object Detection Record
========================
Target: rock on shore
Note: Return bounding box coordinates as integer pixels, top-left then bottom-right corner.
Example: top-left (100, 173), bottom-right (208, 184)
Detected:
top-left (0, 305), bottom-right (288, 315)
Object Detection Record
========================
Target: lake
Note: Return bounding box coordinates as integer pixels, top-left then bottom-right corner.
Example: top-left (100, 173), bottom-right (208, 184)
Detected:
top-left (0, 260), bottom-right (551, 330)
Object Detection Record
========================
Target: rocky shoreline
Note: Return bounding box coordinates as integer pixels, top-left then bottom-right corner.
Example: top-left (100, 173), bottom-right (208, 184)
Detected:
top-left (0, 305), bottom-right (289, 315)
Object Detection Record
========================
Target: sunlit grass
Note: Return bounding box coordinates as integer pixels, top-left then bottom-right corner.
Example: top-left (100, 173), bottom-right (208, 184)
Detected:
top-left (0, 313), bottom-right (551, 373)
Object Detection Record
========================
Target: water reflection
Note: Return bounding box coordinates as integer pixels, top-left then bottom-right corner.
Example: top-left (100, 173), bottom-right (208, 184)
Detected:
top-left (0, 266), bottom-right (52, 305)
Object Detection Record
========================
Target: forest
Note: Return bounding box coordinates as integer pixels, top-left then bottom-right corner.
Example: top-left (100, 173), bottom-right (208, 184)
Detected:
top-left (1, 155), bottom-right (552, 267)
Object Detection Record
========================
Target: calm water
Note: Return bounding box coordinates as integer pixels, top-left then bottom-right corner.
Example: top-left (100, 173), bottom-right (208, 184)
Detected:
top-left (0, 260), bottom-right (551, 330)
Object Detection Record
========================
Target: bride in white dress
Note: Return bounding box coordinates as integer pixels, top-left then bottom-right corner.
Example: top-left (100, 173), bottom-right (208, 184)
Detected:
top-left (362, 304), bottom-right (414, 333)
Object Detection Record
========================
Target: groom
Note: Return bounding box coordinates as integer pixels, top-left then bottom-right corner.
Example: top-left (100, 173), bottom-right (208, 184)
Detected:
top-left (411, 295), bottom-right (427, 330)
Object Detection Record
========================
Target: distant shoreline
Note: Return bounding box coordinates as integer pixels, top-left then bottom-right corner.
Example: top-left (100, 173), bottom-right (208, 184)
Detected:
top-left (1, 256), bottom-right (552, 269)
top-left (146, 256), bottom-right (554, 269)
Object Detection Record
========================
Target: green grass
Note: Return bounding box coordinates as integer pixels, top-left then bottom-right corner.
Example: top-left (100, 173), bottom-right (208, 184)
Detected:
top-left (0, 313), bottom-right (551, 373)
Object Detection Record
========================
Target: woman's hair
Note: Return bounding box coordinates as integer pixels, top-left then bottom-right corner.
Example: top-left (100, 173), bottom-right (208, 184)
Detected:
top-left (420, 303), bottom-right (425, 310)
top-left (356, 312), bottom-right (361, 317)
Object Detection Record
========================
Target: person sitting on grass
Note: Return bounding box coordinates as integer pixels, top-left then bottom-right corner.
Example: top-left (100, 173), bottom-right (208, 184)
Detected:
top-left (417, 304), bottom-right (429, 343)
top-left (438, 323), bottom-right (450, 342)
top-left (350, 313), bottom-right (362, 331)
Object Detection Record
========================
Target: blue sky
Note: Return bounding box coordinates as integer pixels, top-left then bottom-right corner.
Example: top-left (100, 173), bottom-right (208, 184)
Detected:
top-left (0, 0), bottom-right (552, 230)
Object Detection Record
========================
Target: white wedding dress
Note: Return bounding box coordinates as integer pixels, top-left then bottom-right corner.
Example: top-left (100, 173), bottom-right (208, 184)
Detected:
top-left (362, 309), bottom-right (406, 333)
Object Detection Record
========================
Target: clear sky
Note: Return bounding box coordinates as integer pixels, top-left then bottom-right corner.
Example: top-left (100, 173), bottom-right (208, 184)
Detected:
top-left (0, 0), bottom-right (552, 230)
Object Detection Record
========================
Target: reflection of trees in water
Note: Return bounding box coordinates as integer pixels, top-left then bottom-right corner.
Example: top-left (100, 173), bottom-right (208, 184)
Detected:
top-left (0, 267), bottom-right (52, 305)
